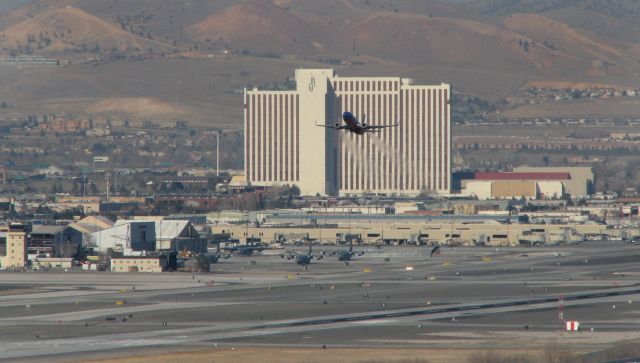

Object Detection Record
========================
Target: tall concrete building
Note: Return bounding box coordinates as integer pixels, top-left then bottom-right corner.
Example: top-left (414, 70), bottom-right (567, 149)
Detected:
top-left (244, 69), bottom-right (451, 196)
top-left (0, 224), bottom-right (27, 269)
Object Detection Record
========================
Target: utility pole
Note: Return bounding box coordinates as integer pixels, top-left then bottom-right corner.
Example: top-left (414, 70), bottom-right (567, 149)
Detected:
top-left (105, 173), bottom-right (110, 199)
top-left (216, 131), bottom-right (220, 177)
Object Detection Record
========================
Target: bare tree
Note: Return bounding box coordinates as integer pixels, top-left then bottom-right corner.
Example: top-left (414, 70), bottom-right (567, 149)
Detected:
top-left (57, 240), bottom-right (78, 258)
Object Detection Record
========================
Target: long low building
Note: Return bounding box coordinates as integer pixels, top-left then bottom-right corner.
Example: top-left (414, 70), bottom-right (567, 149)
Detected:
top-left (111, 256), bottom-right (168, 273)
top-left (213, 219), bottom-right (611, 247)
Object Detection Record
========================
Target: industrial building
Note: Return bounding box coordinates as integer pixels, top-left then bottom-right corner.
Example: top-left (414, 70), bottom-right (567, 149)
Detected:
top-left (459, 171), bottom-right (588, 200)
top-left (111, 256), bottom-right (168, 273)
top-left (69, 216), bottom-right (115, 245)
top-left (90, 221), bottom-right (156, 255)
top-left (244, 69), bottom-right (451, 197)
top-left (156, 220), bottom-right (205, 253)
top-left (31, 257), bottom-right (74, 270)
top-left (117, 219), bottom-right (206, 254)
top-left (29, 225), bottom-right (83, 257)
top-left (512, 167), bottom-right (594, 198)
top-left (213, 217), bottom-right (608, 247)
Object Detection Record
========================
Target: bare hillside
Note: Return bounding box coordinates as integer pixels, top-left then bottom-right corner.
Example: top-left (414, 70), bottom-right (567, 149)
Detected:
top-left (0, 0), bottom-right (639, 127)
top-left (188, 0), bottom-right (335, 56)
top-left (0, 6), bottom-right (174, 55)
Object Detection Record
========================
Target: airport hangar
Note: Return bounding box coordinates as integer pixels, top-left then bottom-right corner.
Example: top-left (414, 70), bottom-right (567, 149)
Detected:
top-left (215, 218), bottom-right (610, 247)
top-left (244, 69), bottom-right (451, 197)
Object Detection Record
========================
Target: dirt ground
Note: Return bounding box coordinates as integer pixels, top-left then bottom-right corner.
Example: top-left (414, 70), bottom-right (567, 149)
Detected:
top-left (75, 347), bottom-right (548, 363)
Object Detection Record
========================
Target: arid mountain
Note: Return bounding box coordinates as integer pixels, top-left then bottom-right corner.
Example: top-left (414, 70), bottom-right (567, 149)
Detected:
top-left (469, 0), bottom-right (640, 23)
top-left (0, 0), bottom-right (639, 127)
top-left (184, 0), bottom-right (640, 83)
top-left (0, 5), bottom-right (174, 55)
top-left (188, 0), bottom-right (334, 56)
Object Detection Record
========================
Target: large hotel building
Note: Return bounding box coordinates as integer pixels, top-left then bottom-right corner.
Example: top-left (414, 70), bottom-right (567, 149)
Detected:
top-left (243, 69), bottom-right (451, 197)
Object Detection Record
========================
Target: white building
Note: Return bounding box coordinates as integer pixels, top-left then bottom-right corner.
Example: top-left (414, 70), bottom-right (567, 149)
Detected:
top-left (244, 69), bottom-right (451, 196)
top-left (90, 221), bottom-right (155, 255)
top-left (115, 220), bottom-right (206, 253)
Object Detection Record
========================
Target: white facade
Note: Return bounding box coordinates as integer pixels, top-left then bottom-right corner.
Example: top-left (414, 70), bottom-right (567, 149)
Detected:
top-left (513, 166), bottom-right (593, 198)
top-left (244, 69), bottom-right (451, 196)
top-left (464, 181), bottom-right (493, 200)
top-left (536, 181), bottom-right (564, 200)
top-left (90, 221), bottom-right (155, 255)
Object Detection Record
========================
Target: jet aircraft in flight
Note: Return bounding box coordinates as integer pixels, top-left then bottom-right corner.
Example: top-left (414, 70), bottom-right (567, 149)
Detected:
top-left (316, 112), bottom-right (399, 135)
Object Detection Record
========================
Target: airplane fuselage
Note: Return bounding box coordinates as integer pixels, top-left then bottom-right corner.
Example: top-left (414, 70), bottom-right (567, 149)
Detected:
top-left (296, 254), bottom-right (312, 265)
top-left (318, 111), bottom-right (398, 135)
top-left (337, 250), bottom-right (353, 261)
top-left (342, 111), bottom-right (366, 135)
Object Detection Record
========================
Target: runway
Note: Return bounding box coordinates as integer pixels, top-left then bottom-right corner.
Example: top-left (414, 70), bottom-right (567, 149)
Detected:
top-left (1, 241), bottom-right (640, 361)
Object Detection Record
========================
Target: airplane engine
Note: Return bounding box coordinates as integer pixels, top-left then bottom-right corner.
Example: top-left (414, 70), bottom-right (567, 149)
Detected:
top-left (334, 123), bottom-right (341, 129)
top-left (361, 123), bottom-right (367, 129)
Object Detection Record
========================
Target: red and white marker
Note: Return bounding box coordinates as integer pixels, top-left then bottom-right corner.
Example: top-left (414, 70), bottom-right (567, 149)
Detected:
top-left (566, 321), bottom-right (580, 331)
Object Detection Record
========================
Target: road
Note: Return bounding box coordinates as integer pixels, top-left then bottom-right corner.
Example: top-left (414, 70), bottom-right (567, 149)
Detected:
top-left (1, 242), bottom-right (640, 361)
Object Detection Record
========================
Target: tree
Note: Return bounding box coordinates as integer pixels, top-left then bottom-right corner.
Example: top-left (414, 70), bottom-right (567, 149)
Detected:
top-left (89, 182), bottom-right (98, 195)
top-left (290, 184), bottom-right (301, 197)
top-left (57, 239), bottom-right (78, 258)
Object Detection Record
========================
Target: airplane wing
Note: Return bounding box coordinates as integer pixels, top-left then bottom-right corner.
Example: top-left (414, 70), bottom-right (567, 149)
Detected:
top-left (365, 122), bottom-right (400, 129)
top-left (316, 123), bottom-right (349, 130)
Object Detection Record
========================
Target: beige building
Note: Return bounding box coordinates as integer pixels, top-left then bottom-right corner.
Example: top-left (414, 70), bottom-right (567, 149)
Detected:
top-left (465, 180), bottom-right (564, 200)
top-left (111, 256), bottom-right (167, 273)
top-left (244, 69), bottom-right (451, 196)
top-left (213, 221), bottom-right (609, 247)
top-left (32, 257), bottom-right (74, 270)
top-left (513, 167), bottom-right (593, 198)
top-left (461, 171), bottom-right (574, 200)
top-left (0, 224), bottom-right (27, 269)
top-left (492, 181), bottom-right (537, 200)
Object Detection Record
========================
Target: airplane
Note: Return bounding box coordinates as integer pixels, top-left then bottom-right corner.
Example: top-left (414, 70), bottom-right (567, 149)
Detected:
top-left (223, 241), bottom-right (268, 257)
top-left (337, 238), bottom-right (363, 262)
top-left (208, 242), bottom-right (233, 263)
top-left (316, 111), bottom-right (399, 135)
top-left (295, 240), bottom-right (314, 267)
top-left (430, 245), bottom-right (440, 258)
